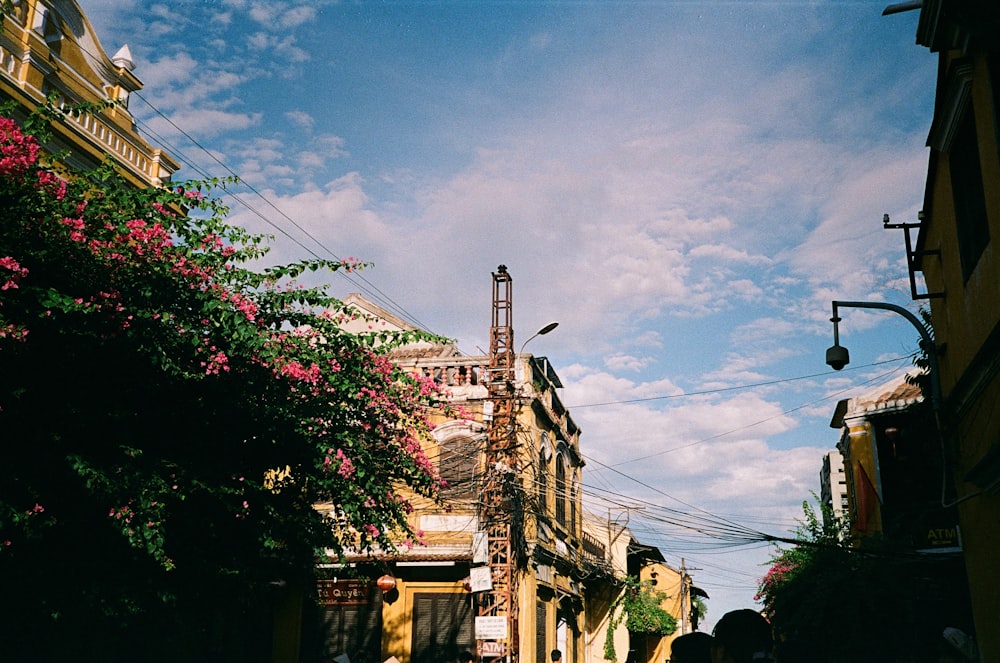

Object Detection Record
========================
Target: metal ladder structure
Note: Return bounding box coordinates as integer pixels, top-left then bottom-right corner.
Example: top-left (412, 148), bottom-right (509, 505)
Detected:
top-left (477, 264), bottom-right (519, 663)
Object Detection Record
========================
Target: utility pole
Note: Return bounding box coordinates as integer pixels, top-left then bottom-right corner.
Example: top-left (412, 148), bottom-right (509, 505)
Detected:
top-left (679, 558), bottom-right (703, 633)
top-left (477, 265), bottom-right (519, 663)
top-left (679, 558), bottom-right (687, 635)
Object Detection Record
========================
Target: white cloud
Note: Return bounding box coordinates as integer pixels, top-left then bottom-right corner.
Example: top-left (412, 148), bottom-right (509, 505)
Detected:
top-left (284, 110), bottom-right (315, 131)
top-left (248, 2), bottom-right (317, 30)
top-left (604, 353), bottom-right (654, 372)
top-left (561, 368), bottom-right (807, 521)
top-left (145, 108), bottom-right (262, 141)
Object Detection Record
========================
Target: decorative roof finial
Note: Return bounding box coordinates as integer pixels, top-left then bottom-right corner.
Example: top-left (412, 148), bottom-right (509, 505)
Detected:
top-left (112, 45), bottom-right (135, 71)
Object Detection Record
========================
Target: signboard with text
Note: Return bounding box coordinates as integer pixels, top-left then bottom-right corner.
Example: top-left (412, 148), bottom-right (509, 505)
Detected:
top-left (470, 566), bottom-right (493, 592)
top-left (480, 641), bottom-right (504, 657)
top-left (475, 615), bottom-right (509, 640)
top-left (317, 579), bottom-right (375, 606)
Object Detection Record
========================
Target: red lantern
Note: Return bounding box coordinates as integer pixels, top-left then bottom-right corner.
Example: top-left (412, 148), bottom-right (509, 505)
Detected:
top-left (377, 574), bottom-right (396, 593)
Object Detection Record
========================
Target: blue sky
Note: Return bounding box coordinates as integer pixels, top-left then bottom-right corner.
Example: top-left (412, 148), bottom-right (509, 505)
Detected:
top-left (85, 0), bottom-right (937, 632)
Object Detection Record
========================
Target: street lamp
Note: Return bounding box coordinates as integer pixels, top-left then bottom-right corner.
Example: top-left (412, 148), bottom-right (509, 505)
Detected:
top-left (519, 322), bottom-right (559, 355)
top-left (825, 300), bottom-right (940, 413)
top-left (826, 300), bottom-right (959, 512)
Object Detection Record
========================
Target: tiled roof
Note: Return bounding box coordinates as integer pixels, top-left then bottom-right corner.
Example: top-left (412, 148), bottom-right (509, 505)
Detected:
top-left (851, 374), bottom-right (924, 413)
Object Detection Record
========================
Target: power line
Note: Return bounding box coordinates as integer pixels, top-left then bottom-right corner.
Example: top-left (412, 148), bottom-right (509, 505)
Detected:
top-left (567, 353), bottom-right (917, 409)
top-left (597, 360), bottom-right (914, 467)
top-left (46, 24), bottom-right (441, 333)
top-left (130, 91), bottom-right (439, 335)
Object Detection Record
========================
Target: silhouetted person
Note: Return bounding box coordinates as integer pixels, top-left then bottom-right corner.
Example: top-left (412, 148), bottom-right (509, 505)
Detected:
top-left (711, 609), bottom-right (773, 663)
top-left (458, 651), bottom-right (475, 663)
top-left (671, 632), bottom-right (714, 663)
top-left (551, 649), bottom-right (562, 663)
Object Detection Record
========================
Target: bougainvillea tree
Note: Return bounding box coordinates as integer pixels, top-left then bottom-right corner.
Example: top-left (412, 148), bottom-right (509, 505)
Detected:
top-left (755, 499), bottom-right (973, 663)
top-left (0, 107), bottom-right (448, 659)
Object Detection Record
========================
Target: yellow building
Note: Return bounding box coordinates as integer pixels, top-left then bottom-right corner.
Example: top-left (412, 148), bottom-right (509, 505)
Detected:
top-left (1, 0), bottom-right (178, 187)
top-left (828, 372), bottom-right (957, 546)
top-left (631, 551), bottom-right (693, 663)
top-left (316, 290), bottom-right (591, 663)
top-left (582, 513), bottom-right (703, 663)
top-left (902, 1), bottom-right (1000, 659)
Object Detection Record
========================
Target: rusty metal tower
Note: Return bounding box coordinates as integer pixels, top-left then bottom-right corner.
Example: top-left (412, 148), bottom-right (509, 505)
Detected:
top-left (477, 264), bottom-right (519, 663)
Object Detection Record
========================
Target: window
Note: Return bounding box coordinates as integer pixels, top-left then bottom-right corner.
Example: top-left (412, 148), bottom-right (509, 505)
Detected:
top-left (555, 453), bottom-right (566, 527)
top-left (538, 446), bottom-right (548, 515)
top-left (439, 436), bottom-right (477, 496)
top-left (318, 585), bottom-right (382, 663)
top-left (536, 600), bottom-right (549, 663)
top-left (411, 592), bottom-right (474, 663)
top-left (538, 432), bottom-right (550, 516)
top-left (950, 105), bottom-right (990, 281)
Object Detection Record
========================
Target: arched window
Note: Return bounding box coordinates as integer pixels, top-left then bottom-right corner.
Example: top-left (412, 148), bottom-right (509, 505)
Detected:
top-left (537, 432), bottom-right (551, 517)
top-left (555, 452), bottom-right (567, 527)
top-left (538, 447), bottom-right (548, 516)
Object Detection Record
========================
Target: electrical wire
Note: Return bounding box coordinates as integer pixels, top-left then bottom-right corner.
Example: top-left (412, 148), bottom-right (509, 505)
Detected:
top-left (130, 91), bottom-right (440, 335)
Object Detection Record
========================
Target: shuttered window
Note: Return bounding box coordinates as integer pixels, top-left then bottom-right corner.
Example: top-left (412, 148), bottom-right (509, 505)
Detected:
top-left (440, 436), bottom-right (478, 496)
top-left (411, 592), bottom-right (474, 663)
top-left (536, 600), bottom-right (549, 663)
top-left (319, 601), bottom-right (382, 662)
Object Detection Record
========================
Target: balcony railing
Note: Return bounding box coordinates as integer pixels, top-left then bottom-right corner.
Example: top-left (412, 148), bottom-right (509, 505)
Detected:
top-left (581, 531), bottom-right (608, 566)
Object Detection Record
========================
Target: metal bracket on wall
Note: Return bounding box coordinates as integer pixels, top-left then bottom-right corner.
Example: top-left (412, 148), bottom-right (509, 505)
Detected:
top-left (883, 214), bottom-right (945, 300)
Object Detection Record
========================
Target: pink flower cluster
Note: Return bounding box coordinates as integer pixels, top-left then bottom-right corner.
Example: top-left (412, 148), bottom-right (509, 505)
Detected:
top-left (280, 359), bottom-right (321, 384)
top-left (60, 216), bottom-right (87, 243)
top-left (176, 186), bottom-right (203, 201)
top-left (202, 348), bottom-right (230, 375)
top-left (0, 256), bottom-right (29, 342)
top-left (0, 117), bottom-right (39, 176)
top-left (754, 558), bottom-right (799, 603)
top-left (108, 505), bottom-right (135, 524)
top-left (218, 289), bottom-right (258, 322)
top-left (119, 219), bottom-right (173, 258)
top-left (0, 256), bottom-right (28, 290)
top-left (322, 448), bottom-right (357, 479)
top-left (36, 170), bottom-right (67, 200)
top-left (0, 323), bottom-right (29, 341)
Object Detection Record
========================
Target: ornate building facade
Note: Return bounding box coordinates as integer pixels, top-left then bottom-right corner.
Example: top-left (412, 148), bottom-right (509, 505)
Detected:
top-left (1, 0), bottom-right (178, 187)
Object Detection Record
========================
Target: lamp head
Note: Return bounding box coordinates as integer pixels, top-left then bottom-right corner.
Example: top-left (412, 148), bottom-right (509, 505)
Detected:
top-left (826, 344), bottom-right (850, 371)
top-left (537, 321), bottom-right (559, 336)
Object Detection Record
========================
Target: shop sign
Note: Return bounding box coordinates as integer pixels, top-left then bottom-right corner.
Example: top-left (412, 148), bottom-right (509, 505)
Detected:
top-left (480, 641), bottom-right (504, 657)
top-left (317, 579), bottom-right (374, 606)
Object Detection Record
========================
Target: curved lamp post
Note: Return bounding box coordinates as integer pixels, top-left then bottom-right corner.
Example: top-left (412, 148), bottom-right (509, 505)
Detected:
top-left (519, 321), bottom-right (559, 355)
top-left (826, 300), bottom-right (940, 414)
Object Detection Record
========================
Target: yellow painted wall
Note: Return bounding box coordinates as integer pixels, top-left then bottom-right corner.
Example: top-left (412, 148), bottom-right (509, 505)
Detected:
top-left (918, 42), bottom-right (1000, 663)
